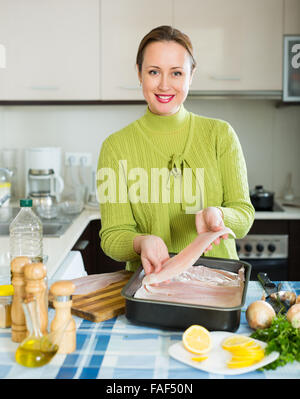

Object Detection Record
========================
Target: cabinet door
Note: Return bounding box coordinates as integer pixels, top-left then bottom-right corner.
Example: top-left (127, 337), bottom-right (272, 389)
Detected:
top-left (174, 0), bottom-right (283, 91)
top-left (72, 220), bottom-right (126, 274)
top-left (0, 0), bottom-right (100, 100)
top-left (284, 0), bottom-right (300, 34)
top-left (100, 0), bottom-right (172, 100)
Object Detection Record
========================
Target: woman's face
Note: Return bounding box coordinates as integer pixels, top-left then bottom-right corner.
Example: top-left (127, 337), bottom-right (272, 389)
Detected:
top-left (138, 41), bottom-right (195, 116)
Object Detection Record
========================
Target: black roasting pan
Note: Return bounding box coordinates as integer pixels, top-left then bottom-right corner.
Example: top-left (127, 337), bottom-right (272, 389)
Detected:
top-left (121, 256), bottom-right (251, 332)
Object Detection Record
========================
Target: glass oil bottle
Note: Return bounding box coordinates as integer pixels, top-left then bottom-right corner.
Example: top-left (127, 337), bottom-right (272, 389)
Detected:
top-left (15, 297), bottom-right (64, 368)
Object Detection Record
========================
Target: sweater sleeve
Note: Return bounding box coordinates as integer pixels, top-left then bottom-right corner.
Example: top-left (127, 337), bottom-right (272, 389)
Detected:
top-left (216, 122), bottom-right (255, 238)
top-left (97, 138), bottom-right (143, 262)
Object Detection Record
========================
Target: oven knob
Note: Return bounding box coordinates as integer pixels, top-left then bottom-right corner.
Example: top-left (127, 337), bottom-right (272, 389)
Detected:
top-left (256, 244), bottom-right (264, 252)
top-left (268, 243), bottom-right (276, 253)
top-left (236, 243), bottom-right (241, 253)
top-left (245, 244), bottom-right (252, 253)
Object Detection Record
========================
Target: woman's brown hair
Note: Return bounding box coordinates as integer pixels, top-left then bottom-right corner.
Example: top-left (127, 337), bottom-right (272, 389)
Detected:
top-left (136, 25), bottom-right (196, 73)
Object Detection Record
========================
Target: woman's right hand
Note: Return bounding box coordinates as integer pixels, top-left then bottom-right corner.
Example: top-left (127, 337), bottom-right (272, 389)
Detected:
top-left (133, 235), bottom-right (170, 275)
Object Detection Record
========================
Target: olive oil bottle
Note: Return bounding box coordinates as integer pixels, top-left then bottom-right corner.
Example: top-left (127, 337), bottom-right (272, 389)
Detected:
top-left (15, 298), bottom-right (61, 368)
top-left (15, 336), bottom-right (58, 367)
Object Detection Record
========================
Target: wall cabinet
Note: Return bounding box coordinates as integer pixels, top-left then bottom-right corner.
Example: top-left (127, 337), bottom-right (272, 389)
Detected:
top-left (101, 0), bottom-right (285, 99)
top-left (284, 0), bottom-right (300, 34)
top-left (100, 0), bottom-right (172, 100)
top-left (0, 0), bottom-right (297, 101)
top-left (0, 0), bottom-right (100, 100)
top-left (174, 0), bottom-right (283, 92)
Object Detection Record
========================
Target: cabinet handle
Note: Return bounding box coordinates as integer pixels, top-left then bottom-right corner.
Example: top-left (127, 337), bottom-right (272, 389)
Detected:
top-left (118, 85), bottom-right (141, 90)
top-left (0, 44), bottom-right (6, 69)
top-left (209, 75), bottom-right (241, 81)
top-left (73, 240), bottom-right (90, 251)
top-left (29, 85), bottom-right (60, 90)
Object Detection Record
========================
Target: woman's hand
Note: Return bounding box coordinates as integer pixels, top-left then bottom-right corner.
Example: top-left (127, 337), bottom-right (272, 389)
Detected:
top-left (195, 207), bottom-right (229, 253)
top-left (133, 235), bottom-right (170, 275)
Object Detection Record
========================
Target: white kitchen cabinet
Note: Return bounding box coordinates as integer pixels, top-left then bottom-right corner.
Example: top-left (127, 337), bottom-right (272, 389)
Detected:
top-left (0, 0), bottom-right (100, 100)
top-left (284, 0), bottom-right (300, 34)
top-left (100, 0), bottom-right (172, 100)
top-left (174, 0), bottom-right (283, 92)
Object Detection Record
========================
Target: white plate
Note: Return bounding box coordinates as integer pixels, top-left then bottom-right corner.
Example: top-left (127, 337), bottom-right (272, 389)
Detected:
top-left (168, 331), bottom-right (279, 375)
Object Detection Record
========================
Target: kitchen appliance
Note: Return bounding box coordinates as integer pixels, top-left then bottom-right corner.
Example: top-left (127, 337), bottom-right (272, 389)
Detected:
top-left (122, 256), bottom-right (251, 332)
top-left (283, 35), bottom-right (300, 102)
top-left (250, 185), bottom-right (274, 211)
top-left (236, 234), bottom-right (288, 281)
top-left (25, 147), bottom-right (64, 207)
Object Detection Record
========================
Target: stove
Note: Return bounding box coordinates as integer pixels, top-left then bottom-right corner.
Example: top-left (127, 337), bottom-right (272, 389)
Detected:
top-left (236, 234), bottom-right (288, 281)
top-left (254, 201), bottom-right (285, 212)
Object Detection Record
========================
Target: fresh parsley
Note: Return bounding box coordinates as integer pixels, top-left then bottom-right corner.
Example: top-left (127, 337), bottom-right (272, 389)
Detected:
top-left (250, 314), bottom-right (300, 370)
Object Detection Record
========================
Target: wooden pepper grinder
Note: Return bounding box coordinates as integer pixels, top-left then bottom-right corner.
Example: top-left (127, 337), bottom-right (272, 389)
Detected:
top-left (11, 256), bottom-right (31, 342)
top-left (50, 280), bottom-right (76, 354)
top-left (24, 262), bottom-right (48, 335)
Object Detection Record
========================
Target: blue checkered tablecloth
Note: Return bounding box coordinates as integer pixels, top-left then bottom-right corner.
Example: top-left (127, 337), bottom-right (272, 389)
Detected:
top-left (0, 281), bottom-right (300, 379)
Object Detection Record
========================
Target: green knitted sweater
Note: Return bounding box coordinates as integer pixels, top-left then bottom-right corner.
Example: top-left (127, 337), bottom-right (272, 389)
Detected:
top-left (97, 105), bottom-right (255, 272)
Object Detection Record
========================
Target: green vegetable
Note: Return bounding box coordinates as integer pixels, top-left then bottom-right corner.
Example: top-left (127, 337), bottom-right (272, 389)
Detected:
top-left (250, 314), bottom-right (300, 370)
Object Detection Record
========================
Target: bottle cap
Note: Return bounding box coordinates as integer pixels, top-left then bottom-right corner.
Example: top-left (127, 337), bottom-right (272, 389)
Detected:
top-left (0, 285), bottom-right (14, 296)
top-left (20, 198), bottom-right (33, 207)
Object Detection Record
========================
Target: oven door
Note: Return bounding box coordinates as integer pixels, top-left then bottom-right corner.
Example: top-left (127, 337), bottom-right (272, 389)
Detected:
top-left (240, 258), bottom-right (288, 281)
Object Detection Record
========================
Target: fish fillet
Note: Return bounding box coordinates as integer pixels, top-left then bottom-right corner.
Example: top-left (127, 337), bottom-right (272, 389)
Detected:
top-left (71, 270), bottom-right (130, 295)
top-left (134, 264), bottom-right (244, 308)
top-left (142, 227), bottom-right (235, 285)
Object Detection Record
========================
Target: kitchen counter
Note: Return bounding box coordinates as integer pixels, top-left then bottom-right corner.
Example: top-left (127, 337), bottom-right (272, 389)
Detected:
top-left (0, 207), bottom-right (100, 280)
top-left (254, 198), bottom-right (300, 220)
top-left (0, 280), bottom-right (299, 380)
top-left (0, 199), bottom-right (300, 281)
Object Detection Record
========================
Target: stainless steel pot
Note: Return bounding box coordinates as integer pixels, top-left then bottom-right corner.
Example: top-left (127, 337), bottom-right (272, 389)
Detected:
top-left (250, 185), bottom-right (274, 210)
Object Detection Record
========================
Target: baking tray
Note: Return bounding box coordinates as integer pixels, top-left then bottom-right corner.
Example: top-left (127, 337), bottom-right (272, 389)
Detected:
top-left (121, 256), bottom-right (251, 332)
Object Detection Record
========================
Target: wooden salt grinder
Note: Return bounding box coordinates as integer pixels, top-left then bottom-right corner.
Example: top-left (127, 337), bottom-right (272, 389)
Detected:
top-left (24, 262), bottom-right (48, 335)
top-left (50, 280), bottom-right (76, 354)
top-left (11, 256), bottom-right (31, 342)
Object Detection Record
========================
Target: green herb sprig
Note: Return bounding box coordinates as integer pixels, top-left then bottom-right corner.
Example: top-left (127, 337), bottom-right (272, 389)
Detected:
top-left (250, 314), bottom-right (300, 370)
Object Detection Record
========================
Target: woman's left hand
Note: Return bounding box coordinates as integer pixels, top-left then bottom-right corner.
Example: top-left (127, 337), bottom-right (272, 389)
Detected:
top-left (195, 207), bottom-right (229, 253)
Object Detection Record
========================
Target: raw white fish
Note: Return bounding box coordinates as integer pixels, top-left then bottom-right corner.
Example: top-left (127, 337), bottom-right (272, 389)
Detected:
top-left (134, 265), bottom-right (244, 308)
top-left (142, 227), bottom-right (236, 285)
top-left (71, 270), bottom-right (130, 295)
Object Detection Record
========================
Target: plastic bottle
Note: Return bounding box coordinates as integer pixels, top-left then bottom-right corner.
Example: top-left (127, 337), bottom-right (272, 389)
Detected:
top-left (9, 198), bottom-right (43, 263)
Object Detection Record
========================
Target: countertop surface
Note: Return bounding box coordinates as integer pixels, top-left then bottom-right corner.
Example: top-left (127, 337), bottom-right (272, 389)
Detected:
top-left (254, 198), bottom-right (300, 220)
top-left (0, 199), bottom-right (300, 280)
top-left (0, 207), bottom-right (100, 280)
top-left (0, 280), bottom-right (299, 379)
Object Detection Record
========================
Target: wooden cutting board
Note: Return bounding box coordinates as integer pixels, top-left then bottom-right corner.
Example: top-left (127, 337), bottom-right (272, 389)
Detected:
top-left (49, 271), bottom-right (133, 322)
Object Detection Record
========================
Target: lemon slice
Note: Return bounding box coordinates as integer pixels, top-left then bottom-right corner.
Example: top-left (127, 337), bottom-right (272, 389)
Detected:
top-left (227, 358), bottom-right (259, 368)
top-left (191, 355), bottom-right (209, 362)
top-left (182, 325), bottom-right (212, 355)
top-left (227, 352), bottom-right (264, 369)
top-left (222, 334), bottom-right (254, 350)
top-left (229, 346), bottom-right (264, 355)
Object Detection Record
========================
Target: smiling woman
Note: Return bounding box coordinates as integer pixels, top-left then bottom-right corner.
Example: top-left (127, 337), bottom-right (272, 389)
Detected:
top-left (97, 25), bottom-right (254, 275)
top-left (136, 26), bottom-right (196, 116)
